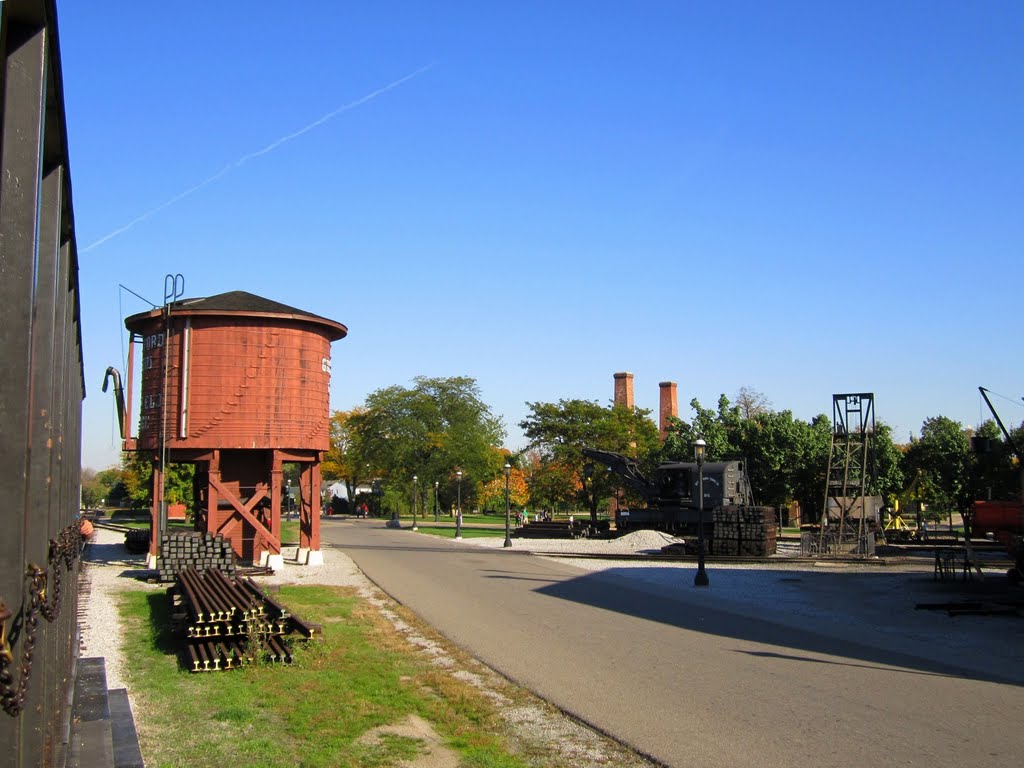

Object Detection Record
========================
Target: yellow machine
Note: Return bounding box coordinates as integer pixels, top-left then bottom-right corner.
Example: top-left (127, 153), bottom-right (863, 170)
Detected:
top-left (884, 470), bottom-right (924, 538)
top-left (883, 507), bottom-right (912, 531)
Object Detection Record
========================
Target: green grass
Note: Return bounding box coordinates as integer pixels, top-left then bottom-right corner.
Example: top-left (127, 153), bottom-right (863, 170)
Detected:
top-left (120, 585), bottom-right (535, 768)
top-left (280, 520), bottom-right (300, 545)
top-left (413, 526), bottom-right (507, 539)
top-left (117, 520), bottom-right (194, 531)
top-left (395, 513), bottom-right (506, 526)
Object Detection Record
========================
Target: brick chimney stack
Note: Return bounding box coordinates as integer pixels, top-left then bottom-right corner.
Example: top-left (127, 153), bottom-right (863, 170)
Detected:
top-left (613, 372), bottom-right (634, 409)
top-left (658, 381), bottom-right (678, 440)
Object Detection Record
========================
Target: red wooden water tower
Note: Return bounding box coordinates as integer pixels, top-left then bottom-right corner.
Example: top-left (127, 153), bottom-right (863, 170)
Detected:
top-left (113, 290), bottom-right (347, 569)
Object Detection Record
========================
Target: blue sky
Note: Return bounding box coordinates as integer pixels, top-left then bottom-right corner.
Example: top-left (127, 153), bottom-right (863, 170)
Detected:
top-left (61, 2), bottom-right (1024, 471)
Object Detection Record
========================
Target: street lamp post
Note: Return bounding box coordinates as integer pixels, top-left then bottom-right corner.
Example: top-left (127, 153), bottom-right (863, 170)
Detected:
top-left (693, 438), bottom-right (709, 587)
top-left (455, 470), bottom-right (463, 540)
top-left (433, 481), bottom-right (439, 522)
top-left (503, 463), bottom-right (512, 548)
top-left (412, 475), bottom-right (419, 531)
top-left (583, 462), bottom-right (598, 525)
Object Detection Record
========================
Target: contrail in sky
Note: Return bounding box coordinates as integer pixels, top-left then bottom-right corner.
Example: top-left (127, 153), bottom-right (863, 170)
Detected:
top-left (83, 63), bottom-right (435, 253)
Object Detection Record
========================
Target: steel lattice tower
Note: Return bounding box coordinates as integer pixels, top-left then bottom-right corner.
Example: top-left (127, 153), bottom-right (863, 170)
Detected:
top-left (820, 393), bottom-right (876, 550)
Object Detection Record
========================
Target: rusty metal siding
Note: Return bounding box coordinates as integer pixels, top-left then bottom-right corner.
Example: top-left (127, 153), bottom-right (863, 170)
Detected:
top-left (0, 2), bottom-right (84, 766)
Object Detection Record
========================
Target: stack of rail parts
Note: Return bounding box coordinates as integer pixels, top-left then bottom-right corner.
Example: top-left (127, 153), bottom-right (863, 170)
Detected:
top-left (124, 527), bottom-right (150, 554)
top-left (158, 531), bottom-right (236, 582)
top-left (169, 566), bottom-right (321, 673)
top-left (515, 519), bottom-right (605, 539)
top-left (711, 507), bottom-right (777, 556)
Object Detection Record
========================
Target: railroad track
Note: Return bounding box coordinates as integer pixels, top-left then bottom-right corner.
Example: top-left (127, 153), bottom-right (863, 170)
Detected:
top-left (91, 520), bottom-right (136, 533)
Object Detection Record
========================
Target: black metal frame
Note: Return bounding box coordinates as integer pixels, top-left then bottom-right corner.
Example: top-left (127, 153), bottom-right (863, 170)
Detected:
top-left (0, 1), bottom-right (84, 766)
top-left (819, 393), bottom-right (876, 554)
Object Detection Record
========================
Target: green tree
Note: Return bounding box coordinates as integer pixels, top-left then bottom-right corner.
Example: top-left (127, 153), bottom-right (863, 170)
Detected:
top-left (519, 398), bottom-right (660, 508)
top-left (119, 452), bottom-right (195, 510)
top-left (735, 409), bottom-right (812, 508)
top-left (348, 376), bottom-right (505, 513)
top-left (80, 468), bottom-right (101, 508)
top-left (872, 422), bottom-right (906, 506)
top-left (322, 408), bottom-right (370, 504)
top-left (789, 414), bottom-right (833, 519)
top-left (121, 452), bottom-right (152, 507)
top-left (662, 398), bottom-right (833, 517)
top-left (664, 396), bottom-right (741, 461)
top-left (81, 466), bottom-right (131, 508)
top-left (659, 415), bottom-right (696, 463)
top-left (904, 416), bottom-right (971, 519)
top-left (970, 419), bottom-right (1023, 504)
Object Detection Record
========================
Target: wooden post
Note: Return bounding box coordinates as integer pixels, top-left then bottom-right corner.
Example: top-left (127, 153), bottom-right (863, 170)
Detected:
top-left (207, 450), bottom-right (220, 543)
top-left (299, 462), bottom-right (312, 554)
top-left (311, 460), bottom-right (322, 552)
top-left (268, 450), bottom-right (284, 570)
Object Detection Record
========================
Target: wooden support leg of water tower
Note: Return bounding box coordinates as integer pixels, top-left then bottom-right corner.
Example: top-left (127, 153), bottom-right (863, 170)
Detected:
top-left (265, 451), bottom-right (284, 571)
top-left (206, 450), bottom-right (220, 544)
top-left (310, 461), bottom-right (322, 564)
top-left (297, 461), bottom-right (323, 565)
top-left (297, 462), bottom-right (311, 564)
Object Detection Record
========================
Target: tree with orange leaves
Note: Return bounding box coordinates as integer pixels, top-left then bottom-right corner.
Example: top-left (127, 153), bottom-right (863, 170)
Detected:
top-left (479, 465), bottom-right (530, 512)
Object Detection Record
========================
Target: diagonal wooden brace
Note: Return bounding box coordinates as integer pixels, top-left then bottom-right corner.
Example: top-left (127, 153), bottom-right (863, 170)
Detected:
top-left (208, 478), bottom-right (279, 551)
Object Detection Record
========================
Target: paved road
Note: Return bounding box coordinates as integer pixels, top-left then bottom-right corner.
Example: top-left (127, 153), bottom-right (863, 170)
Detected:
top-left (322, 519), bottom-right (1023, 768)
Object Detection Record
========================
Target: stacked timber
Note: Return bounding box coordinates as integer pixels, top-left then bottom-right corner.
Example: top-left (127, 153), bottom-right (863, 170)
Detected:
top-left (711, 507), bottom-right (777, 556)
top-left (712, 511), bottom-right (740, 556)
top-left (169, 566), bottom-right (321, 673)
top-left (157, 531), bottom-right (236, 582)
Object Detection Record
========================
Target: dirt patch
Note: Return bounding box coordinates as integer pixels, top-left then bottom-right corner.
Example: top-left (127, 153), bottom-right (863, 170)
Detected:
top-left (356, 714), bottom-right (459, 768)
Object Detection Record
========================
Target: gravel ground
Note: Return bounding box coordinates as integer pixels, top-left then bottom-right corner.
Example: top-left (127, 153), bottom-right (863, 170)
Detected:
top-left (78, 529), bottom-right (162, 692)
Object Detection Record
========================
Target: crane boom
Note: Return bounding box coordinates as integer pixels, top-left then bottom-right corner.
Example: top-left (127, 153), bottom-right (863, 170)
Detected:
top-left (979, 387), bottom-right (1021, 460)
top-left (581, 447), bottom-right (654, 500)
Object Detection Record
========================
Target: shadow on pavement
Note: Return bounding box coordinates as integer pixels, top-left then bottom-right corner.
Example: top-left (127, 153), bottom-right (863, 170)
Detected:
top-left (532, 566), bottom-right (1024, 688)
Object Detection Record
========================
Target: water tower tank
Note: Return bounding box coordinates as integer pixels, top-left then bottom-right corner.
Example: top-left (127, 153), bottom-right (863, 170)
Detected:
top-left (125, 291), bottom-right (346, 450)
top-left (123, 291), bottom-right (347, 567)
